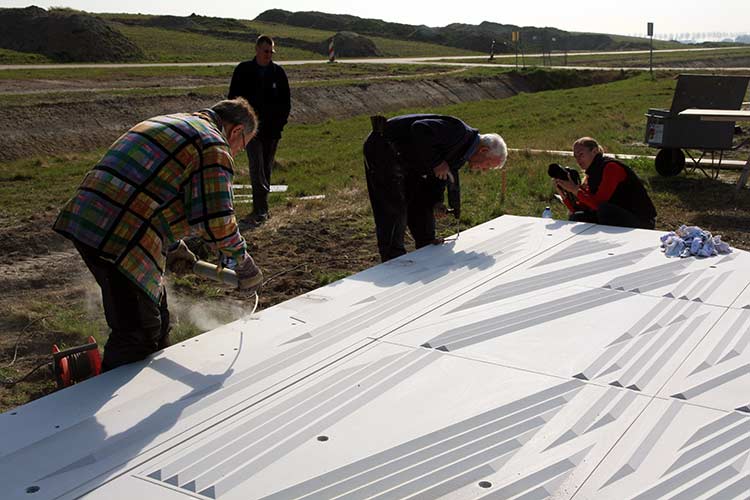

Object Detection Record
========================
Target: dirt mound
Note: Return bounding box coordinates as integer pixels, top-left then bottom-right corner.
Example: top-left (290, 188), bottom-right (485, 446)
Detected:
top-left (0, 6), bottom-right (143, 62)
top-left (107, 13), bottom-right (252, 42)
top-left (103, 13), bottom-right (245, 31)
top-left (324, 31), bottom-right (380, 57)
top-left (255, 9), bottom-right (648, 53)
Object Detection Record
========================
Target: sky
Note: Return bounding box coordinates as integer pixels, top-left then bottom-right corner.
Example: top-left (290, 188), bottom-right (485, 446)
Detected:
top-left (1, 0), bottom-right (748, 38)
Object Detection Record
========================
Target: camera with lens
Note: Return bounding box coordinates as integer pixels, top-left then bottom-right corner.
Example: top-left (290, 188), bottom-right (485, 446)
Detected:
top-left (547, 163), bottom-right (580, 185)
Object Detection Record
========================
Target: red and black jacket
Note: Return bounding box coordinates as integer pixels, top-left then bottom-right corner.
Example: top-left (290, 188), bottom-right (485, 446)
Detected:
top-left (564, 154), bottom-right (656, 223)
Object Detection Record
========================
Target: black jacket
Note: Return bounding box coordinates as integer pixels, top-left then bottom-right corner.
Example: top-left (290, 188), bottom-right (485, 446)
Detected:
top-left (228, 59), bottom-right (291, 139)
top-left (586, 154), bottom-right (657, 222)
top-left (384, 114), bottom-right (478, 214)
top-left (384, 114), bottom-right (479, 176)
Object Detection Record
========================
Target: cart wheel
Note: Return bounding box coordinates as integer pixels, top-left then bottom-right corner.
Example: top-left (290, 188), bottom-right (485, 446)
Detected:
top-left (655, 148), bottom-right (685, 177)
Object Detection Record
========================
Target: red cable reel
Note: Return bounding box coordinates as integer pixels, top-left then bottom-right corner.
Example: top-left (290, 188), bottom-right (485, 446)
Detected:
top-left (51, 336), bottom-right (102, 389)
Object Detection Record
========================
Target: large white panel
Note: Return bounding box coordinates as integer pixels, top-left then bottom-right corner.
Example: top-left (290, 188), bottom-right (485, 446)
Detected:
top-left (91, 342), bottom-right (650, 500)
top-left (1, 215), bottom-right (748, 500)
top-left (392, 285), bottom-right (726, 395)
top-left (577, 398), bottom-right (750, 499)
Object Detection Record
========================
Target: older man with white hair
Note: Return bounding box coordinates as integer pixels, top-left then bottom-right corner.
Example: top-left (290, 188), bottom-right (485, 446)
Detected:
top-left (364, 113), bottom-right (507, 262)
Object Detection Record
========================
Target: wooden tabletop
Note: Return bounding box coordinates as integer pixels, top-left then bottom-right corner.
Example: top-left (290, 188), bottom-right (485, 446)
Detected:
top-left (678, 108), bottom-right (750, 121)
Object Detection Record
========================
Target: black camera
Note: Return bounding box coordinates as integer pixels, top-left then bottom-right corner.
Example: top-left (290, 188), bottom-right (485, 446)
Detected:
top-left (547, 163), bottom-right (580, 185)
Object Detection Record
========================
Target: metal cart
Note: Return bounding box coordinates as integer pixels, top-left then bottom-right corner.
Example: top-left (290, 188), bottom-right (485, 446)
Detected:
top-left (644, 74), bottom-right (750, 177)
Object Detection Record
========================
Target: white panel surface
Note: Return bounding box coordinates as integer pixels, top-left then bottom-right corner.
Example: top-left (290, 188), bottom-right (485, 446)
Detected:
top-left (659, 307), bottom-right (750, 413)
top-left (1, 215), bottom-right (748, 500)
top-left (98, 342), bottom-right (651, 500)
top-left (577, 398), bottom-right (750, 500)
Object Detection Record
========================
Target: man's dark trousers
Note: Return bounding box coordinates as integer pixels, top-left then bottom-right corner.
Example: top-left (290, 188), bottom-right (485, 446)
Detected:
top-left (75, 242), bottom-right (170, 371)
top-left (364, 132), bottom-right (437, 262)
top-left (246, 133), bottom-right (279, 217)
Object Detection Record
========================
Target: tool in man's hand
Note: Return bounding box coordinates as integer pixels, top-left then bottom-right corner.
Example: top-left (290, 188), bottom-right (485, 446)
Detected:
top-left (167, 240), bottom-right (263, 291)
top-left (168, 240), bottom-right (241, 287)
top-left (443, 170), bottom-right (461, 242)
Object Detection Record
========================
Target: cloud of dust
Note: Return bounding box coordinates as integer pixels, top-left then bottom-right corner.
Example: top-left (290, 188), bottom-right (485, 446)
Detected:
top-left (82, 277), bottom-right (248, 334)
top-left (83, 278), bottom-right (103, 316)
top-left (168, 293), bottom-right (249, 332)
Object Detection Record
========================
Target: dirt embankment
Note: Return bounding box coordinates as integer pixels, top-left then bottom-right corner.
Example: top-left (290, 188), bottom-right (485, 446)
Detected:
top-left (0, 71), bottom-right (626, 162)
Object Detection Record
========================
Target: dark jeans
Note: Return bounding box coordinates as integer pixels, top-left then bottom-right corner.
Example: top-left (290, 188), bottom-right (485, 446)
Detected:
top-left (570, 202), bottom-right (655, 229)
top-left (75, 242), bottom-right (170, 371)
top-left (364, 133), bottom-right (437, 262)
top-left (246, 134), bottom-right (279, 215)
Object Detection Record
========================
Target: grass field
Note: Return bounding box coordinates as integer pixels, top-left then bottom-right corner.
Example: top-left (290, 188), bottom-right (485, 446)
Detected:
top-left (112, 23), bottom-right (320, 62)
top-left (0, 63), bottom-right (468, 107)
top-left (0, 72), bottom-right (688, 229)
top-left (0, 48), bottom-right (53, 65)
top-left (450, 46), bottom-right (750, 68)
top-left (44, 14), bottom-right (481, 64)
top-left (0, 62), bottom-right (461, 83)
top-left (4, 70), bottom-right (747, 232)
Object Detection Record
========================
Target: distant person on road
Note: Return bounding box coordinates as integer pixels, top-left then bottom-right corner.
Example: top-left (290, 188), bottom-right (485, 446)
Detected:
top-left (364, 114), bottom-right (507, 262)
top-left (228, 34), bottom-right (291, 225)
top-left (554, 137), bottom-right (657, 229)
top-left (53, 98), bottom-right (263, 371)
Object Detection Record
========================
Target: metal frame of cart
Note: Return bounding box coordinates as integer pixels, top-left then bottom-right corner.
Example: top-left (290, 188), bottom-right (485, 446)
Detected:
top-left (644, 74), bottom-right (750, 179)
top-left (678, 108), bottom-right (750, 190)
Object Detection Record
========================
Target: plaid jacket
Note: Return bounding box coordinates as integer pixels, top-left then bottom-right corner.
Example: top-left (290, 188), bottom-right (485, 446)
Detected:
top-left (54, 109), bottom-right (247, 302)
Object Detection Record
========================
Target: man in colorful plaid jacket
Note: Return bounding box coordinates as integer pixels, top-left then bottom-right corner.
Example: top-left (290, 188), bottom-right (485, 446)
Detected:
top-left (53, 98), bottom-right (261, 371)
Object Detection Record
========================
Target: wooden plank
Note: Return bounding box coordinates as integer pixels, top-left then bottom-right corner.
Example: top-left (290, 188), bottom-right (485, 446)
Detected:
top-left (678, 108), bottom-right (750, 122)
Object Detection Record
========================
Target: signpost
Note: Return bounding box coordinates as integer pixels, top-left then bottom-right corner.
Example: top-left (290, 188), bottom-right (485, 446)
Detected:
top-left (647, 22), bottom-right (654, 76)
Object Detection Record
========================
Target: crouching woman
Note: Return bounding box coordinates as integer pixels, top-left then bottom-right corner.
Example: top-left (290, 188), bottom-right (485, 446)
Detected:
top-left (555, 137), bottom-right (657, 229)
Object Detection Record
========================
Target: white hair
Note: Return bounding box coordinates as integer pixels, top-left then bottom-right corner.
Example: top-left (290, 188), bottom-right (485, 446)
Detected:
top-left (479, 133), bottom-right (508, 168)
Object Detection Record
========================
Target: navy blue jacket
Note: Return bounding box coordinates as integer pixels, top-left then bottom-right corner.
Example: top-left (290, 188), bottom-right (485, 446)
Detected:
top-left (383, 114), bottom-right (478, 214)
top-left (228, 58), bottom-right (291, 140)
top-left (384, 114), bottom-right (479, 176)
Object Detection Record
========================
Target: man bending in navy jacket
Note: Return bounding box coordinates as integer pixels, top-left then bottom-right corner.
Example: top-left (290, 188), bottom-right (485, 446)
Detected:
top-left (364, 114), bottom-right (507, 262)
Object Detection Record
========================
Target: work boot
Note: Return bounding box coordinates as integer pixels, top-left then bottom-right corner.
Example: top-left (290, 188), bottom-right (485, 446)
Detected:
top-left (247, 211), bottom-right (269, 226)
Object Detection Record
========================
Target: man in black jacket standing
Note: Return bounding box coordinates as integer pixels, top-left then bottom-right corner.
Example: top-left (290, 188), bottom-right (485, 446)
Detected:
top-left (364, 114), bottom-right (507, 262)
top-left (229, 35), bottom-right (291, 225)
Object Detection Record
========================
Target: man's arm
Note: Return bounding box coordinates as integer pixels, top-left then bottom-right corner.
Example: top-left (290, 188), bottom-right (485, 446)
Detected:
top-left (184, 146), bottom-right (247, 262)
top-left (277, 65), bottom-right (291, 130)
top-left (227, 64), bottom-right (244, 100)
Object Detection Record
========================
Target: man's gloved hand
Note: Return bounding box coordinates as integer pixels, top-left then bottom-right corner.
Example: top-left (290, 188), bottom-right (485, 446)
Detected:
top-left (236, 253), bottom-right (263, 293)
top-left (166, 240), bottom-right (197, 274)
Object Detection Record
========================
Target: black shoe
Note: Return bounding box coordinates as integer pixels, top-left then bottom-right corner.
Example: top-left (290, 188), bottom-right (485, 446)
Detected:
top-left (247, 211), bottom-right (269, 226)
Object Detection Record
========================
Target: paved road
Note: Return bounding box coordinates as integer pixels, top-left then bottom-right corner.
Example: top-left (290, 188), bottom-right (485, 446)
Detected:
top-left (1, 46), bottom-right (748, 71)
